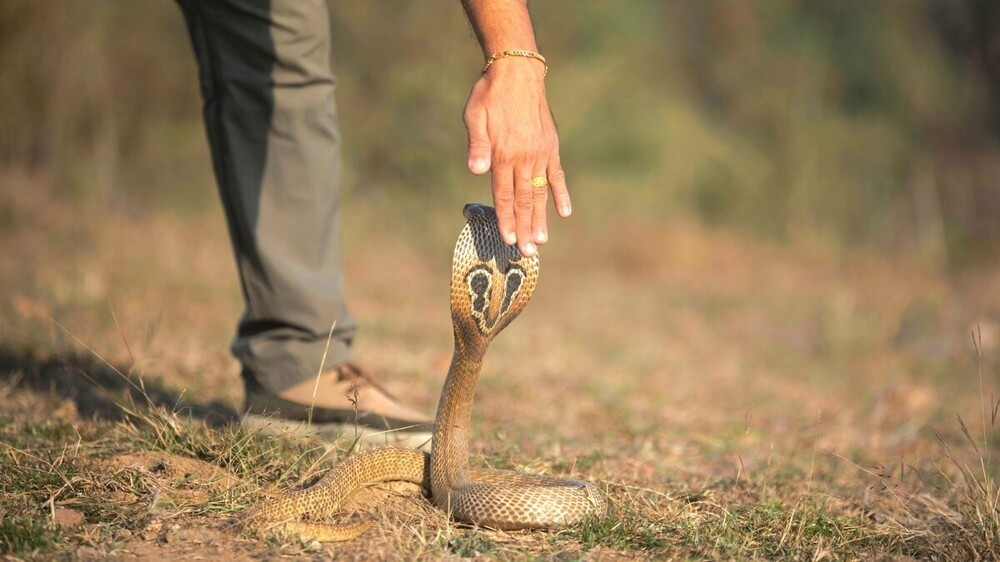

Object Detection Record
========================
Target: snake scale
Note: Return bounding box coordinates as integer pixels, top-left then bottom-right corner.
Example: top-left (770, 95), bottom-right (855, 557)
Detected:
top-left (239, 204), bottom-right (607, 541)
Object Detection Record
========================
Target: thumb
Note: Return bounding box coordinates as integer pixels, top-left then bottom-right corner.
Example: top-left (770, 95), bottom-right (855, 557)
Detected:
top-left (464, 104), bottom-right (491, 175)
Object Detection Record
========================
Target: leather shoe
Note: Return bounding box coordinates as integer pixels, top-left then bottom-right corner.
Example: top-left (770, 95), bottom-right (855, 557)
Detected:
top-left (241, 363), bottom-right (433, 449)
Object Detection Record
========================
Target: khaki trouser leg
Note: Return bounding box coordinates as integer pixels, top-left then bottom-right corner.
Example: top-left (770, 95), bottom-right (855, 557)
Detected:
top-left (177, 0), bottom-right (355, 396)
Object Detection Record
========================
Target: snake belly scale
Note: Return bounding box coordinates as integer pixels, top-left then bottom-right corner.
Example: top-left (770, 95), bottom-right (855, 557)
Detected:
top-left (239, 204), bottom-right (607, 541)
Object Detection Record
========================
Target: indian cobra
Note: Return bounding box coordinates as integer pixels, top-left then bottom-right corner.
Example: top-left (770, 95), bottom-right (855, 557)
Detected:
top-left (239, 204), bottom-right (607, 541)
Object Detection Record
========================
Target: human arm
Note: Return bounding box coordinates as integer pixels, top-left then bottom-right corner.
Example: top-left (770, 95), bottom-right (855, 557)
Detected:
top-left (460, 0), bottom-right (570, 258)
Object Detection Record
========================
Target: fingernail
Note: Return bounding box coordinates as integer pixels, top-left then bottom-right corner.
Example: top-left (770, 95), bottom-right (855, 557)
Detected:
top-left (524, 242), bottom-right (537, 256)
top-left (560, 203), bottom-right (572, 217)
top-left (471, 158), bottom-right (489, 174)
top-left (536, 230), bottom-right (548, 243)
top-left (505, 232), bottom-right (517, 245)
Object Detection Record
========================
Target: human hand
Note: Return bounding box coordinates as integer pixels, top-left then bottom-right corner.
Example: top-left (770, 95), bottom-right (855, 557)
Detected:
top-left (463, 61), bottom-right (571, 258)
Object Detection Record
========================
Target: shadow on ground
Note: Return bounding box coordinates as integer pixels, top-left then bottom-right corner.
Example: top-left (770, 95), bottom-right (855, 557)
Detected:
top-left (0, 347), bottom-right (237, 426)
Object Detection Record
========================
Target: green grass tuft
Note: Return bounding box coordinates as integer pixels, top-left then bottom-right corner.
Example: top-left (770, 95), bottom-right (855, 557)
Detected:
top-left (448, 531), bottom-right (495, 557)
top-left (687, 501), bottom-right (892, 559)
top-left (0, 517), bottom-right (61, 556)
top-left (573, 510), bottom-right (664, 552)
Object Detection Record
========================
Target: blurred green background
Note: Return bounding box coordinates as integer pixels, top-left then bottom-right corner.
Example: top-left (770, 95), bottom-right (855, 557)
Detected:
top-left (2, 0), bottom-right (998, 268)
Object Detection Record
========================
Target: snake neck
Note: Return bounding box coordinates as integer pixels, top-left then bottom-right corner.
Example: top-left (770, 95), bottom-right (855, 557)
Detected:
top-left (430, 335), bottom-right (487, 507)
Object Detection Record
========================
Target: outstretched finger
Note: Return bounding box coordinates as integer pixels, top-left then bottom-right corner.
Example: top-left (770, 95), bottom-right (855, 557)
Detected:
top-left (530, 172), bottom-right (549, 245)
top-left (491, 163), bottom-right (517, 246)
top-left (548, 157), bottom-right (572, 218)
top-left (513, 166), bottom-right (537, 257)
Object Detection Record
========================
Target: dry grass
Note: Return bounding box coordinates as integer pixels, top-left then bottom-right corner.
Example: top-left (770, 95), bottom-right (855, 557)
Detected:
top-left (2, 177), bottom-right (1000, 560)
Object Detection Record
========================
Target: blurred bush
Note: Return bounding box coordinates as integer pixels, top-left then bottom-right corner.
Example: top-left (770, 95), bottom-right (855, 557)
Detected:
top-left (1, 0), bottom-right (998, 267)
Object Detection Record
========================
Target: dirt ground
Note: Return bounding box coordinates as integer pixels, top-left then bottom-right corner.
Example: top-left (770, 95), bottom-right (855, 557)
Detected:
top-left (3, 176), bottom-right (1000, 560)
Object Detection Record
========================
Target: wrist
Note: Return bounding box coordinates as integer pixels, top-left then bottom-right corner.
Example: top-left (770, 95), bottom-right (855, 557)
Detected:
top-left (483, 59), bottom-right (547, 85)
top-left (482, 49), bottom-right (547, 79)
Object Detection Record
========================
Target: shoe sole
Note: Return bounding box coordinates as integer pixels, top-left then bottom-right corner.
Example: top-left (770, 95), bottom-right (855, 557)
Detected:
top-left (240, 413), bottom-right (433, 451)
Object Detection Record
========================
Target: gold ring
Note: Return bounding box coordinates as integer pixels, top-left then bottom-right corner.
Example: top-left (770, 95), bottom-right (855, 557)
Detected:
top-left (530, 176), bottom-right (548, 189)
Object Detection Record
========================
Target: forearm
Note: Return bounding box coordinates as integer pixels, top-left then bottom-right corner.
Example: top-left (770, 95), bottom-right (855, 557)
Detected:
top-left (461, 0), bottom-right (539, 59)
top-left (460, 0), bottom-right (570, 256)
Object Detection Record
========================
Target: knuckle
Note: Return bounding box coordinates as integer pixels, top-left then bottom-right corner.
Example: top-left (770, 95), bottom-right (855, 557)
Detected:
top-left (548, 168), bottom-right (566, 184)
top-left (462, 108), bottom-right (480, 126)
top-left (493, 189), bottom-right (515, 204)
top-left (514, 195), bottom-right (534, 212)
top-left (493, 148), bottom-right (516, 165)
top-left (528, 144), bottom-right (548, 160)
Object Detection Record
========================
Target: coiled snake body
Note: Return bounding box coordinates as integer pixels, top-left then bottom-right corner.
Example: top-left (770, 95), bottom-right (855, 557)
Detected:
top-left (239, 204), bottom-right (607, 541)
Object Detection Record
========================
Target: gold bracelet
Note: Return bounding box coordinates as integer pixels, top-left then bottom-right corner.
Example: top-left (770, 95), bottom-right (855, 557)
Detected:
top-left (481, 49), bottom-right (548, 77)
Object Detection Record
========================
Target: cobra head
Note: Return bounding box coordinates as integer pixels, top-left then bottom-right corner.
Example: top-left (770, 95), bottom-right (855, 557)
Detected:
top-left (450, 204), bottom-right (540, 348)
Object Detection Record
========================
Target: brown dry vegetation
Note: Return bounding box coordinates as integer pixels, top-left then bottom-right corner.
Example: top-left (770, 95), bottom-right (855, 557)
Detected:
top-left (5, 1), bottom-right (1000, 560)
top-left (3, 173), bottom-right (1000, 560)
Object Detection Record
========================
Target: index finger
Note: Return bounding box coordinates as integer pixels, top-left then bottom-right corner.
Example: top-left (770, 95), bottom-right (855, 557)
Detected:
top-left (548, 158), bottom-right (571, 218)
top-left (491, 162), bottom-right (518, 246)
